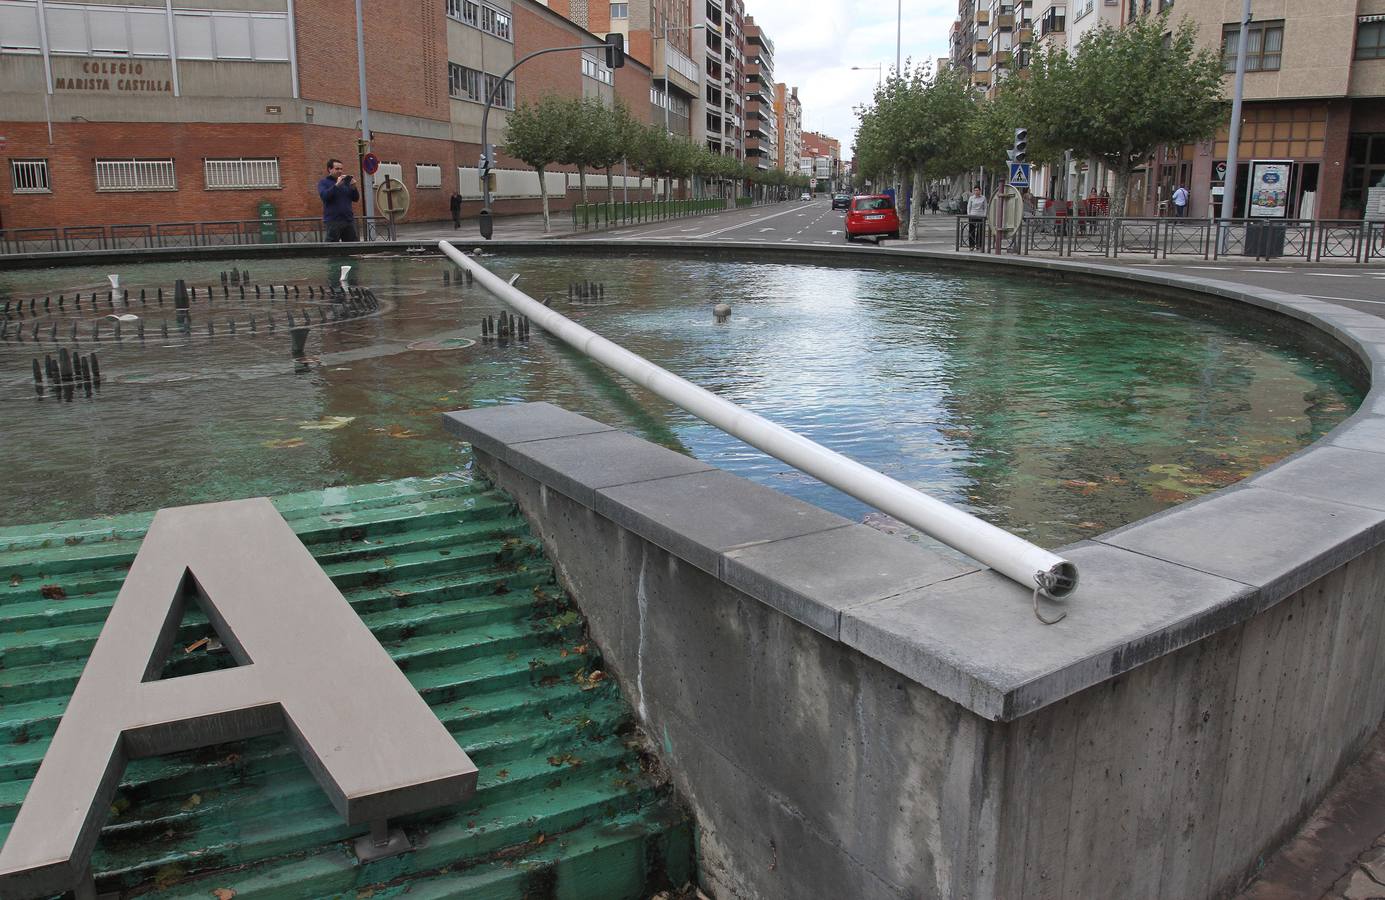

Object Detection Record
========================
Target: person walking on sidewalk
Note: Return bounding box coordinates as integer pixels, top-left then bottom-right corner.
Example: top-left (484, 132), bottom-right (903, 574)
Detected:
top-left (966, 185), bottom-right (987, 251)
top-left (1172, 184), bottom-right (1189, 218)
top-left (449, 192), bottom-right (463, 229)
top-left (317, 158), bottom-right (360, 242)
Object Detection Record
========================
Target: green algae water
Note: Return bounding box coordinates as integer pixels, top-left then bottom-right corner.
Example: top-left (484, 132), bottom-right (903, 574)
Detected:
top-left (0, 252), bottom-right (1361, 546)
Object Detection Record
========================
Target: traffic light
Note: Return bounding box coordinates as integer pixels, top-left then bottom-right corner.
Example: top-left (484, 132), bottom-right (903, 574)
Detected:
top-left (604, 33), bottom-right (625, 69)
top-left (1013, 127), bottom-right (1029, 164)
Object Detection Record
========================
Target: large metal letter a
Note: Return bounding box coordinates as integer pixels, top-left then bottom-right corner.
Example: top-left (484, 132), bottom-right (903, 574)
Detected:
top-left (0, 499), bottom-right (478, 898)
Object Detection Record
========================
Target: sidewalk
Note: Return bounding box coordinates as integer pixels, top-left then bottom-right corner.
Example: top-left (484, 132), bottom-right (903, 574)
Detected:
top-left (393, 202), bottom-right (777, 244)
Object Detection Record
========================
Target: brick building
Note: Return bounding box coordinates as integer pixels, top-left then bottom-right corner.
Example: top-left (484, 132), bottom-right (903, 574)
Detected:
top-left (0, 0), bottom-right (656, 231)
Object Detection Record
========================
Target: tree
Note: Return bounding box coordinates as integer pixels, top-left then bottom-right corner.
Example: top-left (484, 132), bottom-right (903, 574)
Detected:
top-left (503, 95), bottom-right (569, 233)
top-left (1023, 12), bottom-right (1225, 216)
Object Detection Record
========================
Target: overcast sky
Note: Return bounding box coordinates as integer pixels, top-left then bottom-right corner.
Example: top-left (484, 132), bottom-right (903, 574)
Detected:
top-left (744, 0), bottom-right (956, 158)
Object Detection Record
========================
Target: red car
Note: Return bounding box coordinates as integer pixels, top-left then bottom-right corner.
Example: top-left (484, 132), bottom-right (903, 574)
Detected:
top-left (844, 195), bottom-right (901, 242)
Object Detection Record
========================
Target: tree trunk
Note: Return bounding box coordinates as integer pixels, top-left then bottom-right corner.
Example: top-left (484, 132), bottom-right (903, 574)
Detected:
top-left (579, 166), bottom-right (588, 203)
top-left (605, 165), bottom-right (615, 205)
top-left (909, 167), bottom-right (925, 241)
top-left (538, 165), bottom-right (551, 233)
top-left (1111, 164), bottom-right (1134, 222)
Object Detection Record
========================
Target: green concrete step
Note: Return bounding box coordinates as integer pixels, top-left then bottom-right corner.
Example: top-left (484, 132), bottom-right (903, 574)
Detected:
top-left (0, 473), bottom-right (691, 899)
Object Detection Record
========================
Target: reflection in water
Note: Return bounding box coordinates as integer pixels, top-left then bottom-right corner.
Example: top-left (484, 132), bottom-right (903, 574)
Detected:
top-left (0, 253), bottom-right (1361, 547)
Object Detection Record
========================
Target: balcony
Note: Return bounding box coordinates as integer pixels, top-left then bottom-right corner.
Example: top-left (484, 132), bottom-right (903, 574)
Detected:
top-left (1017, 26), bottom-right (1033, 42)
top-left (972, 70), bottom-right (992, 85)
top-left (996, 13), bottom-right (1015, 28)
top-left (974, 40), bottom-right (990, 55)
top-left (975, 9), bottom-right (989, 24)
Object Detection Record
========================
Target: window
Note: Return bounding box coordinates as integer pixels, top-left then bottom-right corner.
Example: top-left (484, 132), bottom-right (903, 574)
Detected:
top-left (1222, 20), bottom-right (1283, 72)
top-left (610, 2), bottom-right (629, 16)
top-left (95, 158), bottom-right (176, 191)
top-left (445, 0), bottom-right (480, 27)
top-left (1357, 18), bottom-right (1385, 60)
top-left (416, 164), bottom-right (442, 188)
top-left (449, 63), bottom-right (512, 107)
top-left (0, 1), bottom-right (41, 53)
top-left (581, 52), bottom-right (612, 85)
top-left (449, 62), bottom-right (481, 100)
top-left (480, 5), bottom-right (510, 40)
top-left (11, 159), bottom-right (50, 193)
top-left (204, 158), bottom-right (280, 189)
top-left (35, 6), bottom-right (285, 60)
top-left (485, 73), bottom-right (514, 109)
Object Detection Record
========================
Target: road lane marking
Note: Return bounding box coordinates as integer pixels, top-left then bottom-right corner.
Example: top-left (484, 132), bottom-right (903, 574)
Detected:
top-left (1305, 294), bottom-right (1385, 305)
top-left (686, 205), bottom-right (806, 239)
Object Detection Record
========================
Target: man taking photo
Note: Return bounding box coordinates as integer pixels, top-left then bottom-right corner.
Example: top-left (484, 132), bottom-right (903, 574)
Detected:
top-left (318, 158), bottom-right (361, 242)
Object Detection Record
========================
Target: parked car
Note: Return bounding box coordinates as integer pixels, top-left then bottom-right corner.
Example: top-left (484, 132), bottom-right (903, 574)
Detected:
top-left (831, 193), bottom-right (851, 210)
top-left (800, 192), bottom-right (812, 201)
top-left (845, 195), bottom-right (901, 241)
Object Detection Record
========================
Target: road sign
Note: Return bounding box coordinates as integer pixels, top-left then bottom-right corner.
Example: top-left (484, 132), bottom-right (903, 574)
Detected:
top-left (361, 153), bottom-right (380, 176)
top-left (1008, 163), bottom-right (1031, 188)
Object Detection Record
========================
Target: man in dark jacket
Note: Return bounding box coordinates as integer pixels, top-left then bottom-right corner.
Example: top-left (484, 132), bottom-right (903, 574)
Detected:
top-left (449, 192), bottom-right (463, 229)
top-left (318, 158), bottom-right (360, 242)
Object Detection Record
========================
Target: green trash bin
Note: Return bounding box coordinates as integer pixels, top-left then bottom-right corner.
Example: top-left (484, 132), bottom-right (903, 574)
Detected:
top-left (257, 201), bottom-right (279, 244)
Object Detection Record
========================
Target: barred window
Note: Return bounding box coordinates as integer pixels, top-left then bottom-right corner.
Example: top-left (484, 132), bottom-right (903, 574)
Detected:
top-left (204, 157), bottom-right (280, 189)
top-left (581, 53), bottom-right (612, 85)
top-left (448, 62), bottom-right (482, 101)
top-left (95, 158), bottom-right (176, 191)
top-left (11, 159), bottom-right (50, 193)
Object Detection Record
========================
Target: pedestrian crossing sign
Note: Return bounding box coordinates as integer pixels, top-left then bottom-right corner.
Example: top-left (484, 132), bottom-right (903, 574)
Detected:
top-left (1008, 163), bottom-right (1031, 188)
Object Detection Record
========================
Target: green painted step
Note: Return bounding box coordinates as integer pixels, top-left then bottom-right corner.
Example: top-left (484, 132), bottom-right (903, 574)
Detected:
top-left (0, 473), bottom-right (692, 899)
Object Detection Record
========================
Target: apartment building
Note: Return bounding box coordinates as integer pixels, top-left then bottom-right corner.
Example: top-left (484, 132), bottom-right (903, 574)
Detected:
top-left (695, 0), bottom-right (744, 157)
top-left (0, 0), bottom-right (656, 231)
top-left (742, 15), bottom-right (775, 169)
top-left (774, 83), bottom-right (801, 174)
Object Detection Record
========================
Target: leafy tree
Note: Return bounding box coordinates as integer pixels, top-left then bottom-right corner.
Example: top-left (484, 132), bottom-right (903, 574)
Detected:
top-left (1023, 12), bottom-right (1224, 215)
top-left (503, 95), bottom-right (570, 233)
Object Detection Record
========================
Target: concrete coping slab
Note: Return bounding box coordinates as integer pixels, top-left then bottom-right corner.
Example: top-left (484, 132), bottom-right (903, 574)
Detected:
top-left (438, 245), bottom-right (1385, 722)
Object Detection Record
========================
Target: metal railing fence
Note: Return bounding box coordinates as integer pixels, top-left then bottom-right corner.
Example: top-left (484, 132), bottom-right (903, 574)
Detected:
top-left (953, 216), bottom-right (1385, 263)
top-left (1, 217), bottom-right (388, 255)
top-left (571, 197), bottom-right (729, 229)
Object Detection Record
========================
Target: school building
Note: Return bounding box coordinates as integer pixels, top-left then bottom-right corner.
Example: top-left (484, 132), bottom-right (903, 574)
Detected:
top-left (0, 0), bottom-right (658, 232)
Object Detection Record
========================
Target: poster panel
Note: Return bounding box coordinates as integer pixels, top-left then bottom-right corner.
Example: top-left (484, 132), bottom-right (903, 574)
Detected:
top-left (1247, 160), bottom-right (1292, 218)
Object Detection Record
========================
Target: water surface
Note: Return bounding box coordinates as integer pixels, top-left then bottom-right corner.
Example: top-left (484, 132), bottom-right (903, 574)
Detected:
top-left (0, 252), bottom-right (1360, 546)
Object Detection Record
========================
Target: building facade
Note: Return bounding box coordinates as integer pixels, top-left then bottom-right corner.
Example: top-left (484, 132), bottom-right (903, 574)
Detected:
top-left (978, 0), bottom-right (1385, 219)
top-left (0, 0), bottom-right (658, 231)
top-left (799, 129), bottom-right (840, 191)
top-left (742, 15), bottom-right (774, 169)
top-left (1170, 0), bottom-right (1385, 220)
top-left (773, 82), bottom-right (801, 174)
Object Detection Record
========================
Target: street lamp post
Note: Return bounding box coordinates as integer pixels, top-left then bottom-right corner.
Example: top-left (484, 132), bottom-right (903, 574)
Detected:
top-left (353, 0), bottom-right (376, 227)
top-left (895, 0), bottom-right (900, 78)
top-left (850, 64), bottom-right (883, 87)
top-left (1219, 0), bottom-right (1252, 240)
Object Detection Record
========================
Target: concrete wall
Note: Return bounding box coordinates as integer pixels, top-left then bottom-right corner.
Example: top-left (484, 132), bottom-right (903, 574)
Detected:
top-left (448, 400), bottom-right (1385, 900)
top-left (440, 245), bottom-right (1385, 899)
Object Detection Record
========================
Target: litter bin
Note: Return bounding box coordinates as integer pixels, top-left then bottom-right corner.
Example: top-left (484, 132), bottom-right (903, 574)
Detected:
top-left (257, 201), bottom-right (279, 244)
top-left (1244, 221), bottom-right (1287, 259)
